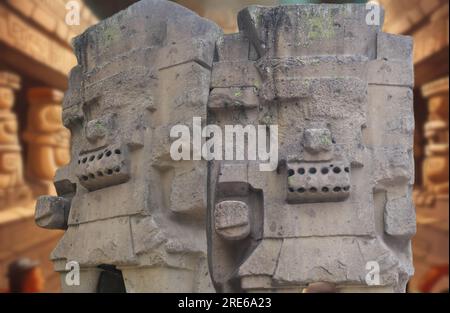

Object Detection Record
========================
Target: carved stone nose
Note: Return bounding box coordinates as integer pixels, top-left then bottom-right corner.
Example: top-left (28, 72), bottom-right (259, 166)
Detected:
top-left (35, 196), bottom-right (70, 230)
top-left (303, 128), bottom-right (333, 154)
top-left (85, 114), bottom-right (115, 141)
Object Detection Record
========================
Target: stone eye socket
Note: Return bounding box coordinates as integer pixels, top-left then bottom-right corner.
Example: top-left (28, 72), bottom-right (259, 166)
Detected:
top-left (333, 167), bottom-right (341, 174)
top-left (298, 168), bottom-right (305, 175)
top-left (288, 169), bottom-right (295, 177)
top-left (309, 167), bottom-right (317, 174)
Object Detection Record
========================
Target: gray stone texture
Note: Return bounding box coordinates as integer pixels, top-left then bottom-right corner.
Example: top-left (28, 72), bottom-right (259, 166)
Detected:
top-left (36, 1), bottom-right (415, 293)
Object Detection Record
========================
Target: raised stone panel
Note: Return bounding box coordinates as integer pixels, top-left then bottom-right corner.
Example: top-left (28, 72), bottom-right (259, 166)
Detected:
top-left (211, 61), bottom-right (261, 88)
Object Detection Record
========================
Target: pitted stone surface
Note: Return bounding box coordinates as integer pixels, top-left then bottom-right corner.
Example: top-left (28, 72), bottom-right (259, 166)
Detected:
top-left (36, 1), bottom-right (415, 293)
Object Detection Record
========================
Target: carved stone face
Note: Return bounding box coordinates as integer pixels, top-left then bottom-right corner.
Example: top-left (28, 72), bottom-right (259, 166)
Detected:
top-left (0, 152), bottom-right (20, 174)
top-left (0, 87), bottom-right (14, 109)
top-left (0, 114), bottom-right (18, 145)
top-left (75, 98), bottom-right (132, 192)
top-left (208, 4), bottom-right (415, 293)
top-left (22, 90), bottom-right (70, 185)
top-left (422, 82), bottom-right (449, 191)
top-left (47, 2), bottom-right (221, 293)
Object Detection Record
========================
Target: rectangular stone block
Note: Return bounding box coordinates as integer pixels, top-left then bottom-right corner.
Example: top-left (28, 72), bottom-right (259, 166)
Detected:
top-left (368, 59), bottom-right (414, 87)
top-left (158, 38), bottom-right (216, 70)
top-left (211, 61), bottom-right (261, 88)
top-left (208, 87), bottom-right (258, 110)
top-left (377, 32), bottom-right (413, 61)
top-left (216, 33), bottom-right (250, 61)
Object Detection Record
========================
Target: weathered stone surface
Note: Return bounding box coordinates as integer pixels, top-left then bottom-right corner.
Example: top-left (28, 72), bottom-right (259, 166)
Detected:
top-left (37, 1), bottom-right (415, 293)
top-left (37, 0), bottom-right (222, 292)
top-left (214, 200), bottom-right (250, 240)
top-left (208, 3), bottom-right (415, 293)
top-left (35, 196), bottom-right (70, 230)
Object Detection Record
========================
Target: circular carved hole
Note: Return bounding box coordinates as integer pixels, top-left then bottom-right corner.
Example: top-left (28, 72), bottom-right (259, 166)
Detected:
top-left (82, 157), bottom-right (88, 164)
top-left (343, 186), bottom-right (350, 191)
top-left (333, 186), bottom-right (342, 192)
top-left (288, 169), bottom-right (295, 177)
top-left (89, 156), bottom-right (95, 162)
top-left (78, 160), bottom-right (81, 164)
top-left (288, 187), bottom-right (295, 192)
top-left (345, 167), bottom-right (350, 173)
top-left (309, 167), bottom-right (317, 174)
top-left (114, 166), bottom-right (121, 173)
top-left (105, 150), bottom-right (112, 157)
top-left (106, 169), bottom-right (113, 175)
top-left (333, 167), bottom-right (341, 174)
top-left (88, 173), bottom-right (95, 179)
top-left (97, 153), bottom-right (104, 160)
top-left (97, 171), bottom-right (104, 177)
top-left (298, 187), bottom-right (306, 193)
top-left (298, 168), bottom-right (305, 175)
top-left (321, 167), bottom-right (329, 174)
top-left (322, 187), bottom-right (329, 192)
top-left (115, 149), bottom-right (121, 155)
top-left (81, 175), bottom-right (88, 181)
top-left (310, 187), bottom-right (317, 193)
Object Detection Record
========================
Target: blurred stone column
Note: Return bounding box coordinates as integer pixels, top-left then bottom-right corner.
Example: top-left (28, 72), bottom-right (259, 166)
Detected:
top-left (411, 77), bottom-right (449, 292)
top-left (0, 71), bottom-right (31, 210)
top-left (23, 88), bottom-right (70, 196)
top-left (421, 77), bottom-right (449, 203)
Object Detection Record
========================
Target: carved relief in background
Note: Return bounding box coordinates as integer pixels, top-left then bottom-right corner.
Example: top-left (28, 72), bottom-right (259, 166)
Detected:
top-left (0, 71), bottom-right (31, 210)
top-left (23, 88), bottom-right (71, 196)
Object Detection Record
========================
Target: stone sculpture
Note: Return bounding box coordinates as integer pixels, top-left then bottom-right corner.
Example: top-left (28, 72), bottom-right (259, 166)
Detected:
top-left (0, 71), bottom-right (31, 210)
top-left (207, 4), bottom-right (415, 293)
top-left (416, 77), bottom-right (449, 206)
top-left (24, 88), bottom-right (71, 196)
top-left (36, 1), bottom-right (415, 293)
top-left (36, 0), bottom-right (221, 292)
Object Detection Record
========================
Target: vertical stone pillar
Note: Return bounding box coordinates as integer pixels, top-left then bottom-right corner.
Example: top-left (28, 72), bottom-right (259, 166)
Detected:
top-left (0, 71), bottom-right (31, 210)
top-left (23, 88), bottom-right (70, 196)
top-left (411, 77), bottom-right (449, 292)
top-left (421, 77), bottom-right (449, 201)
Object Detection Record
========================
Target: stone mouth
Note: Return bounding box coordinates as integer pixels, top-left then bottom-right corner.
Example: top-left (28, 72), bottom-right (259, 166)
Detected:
top-left (75, 144), bottom-right (130, 191)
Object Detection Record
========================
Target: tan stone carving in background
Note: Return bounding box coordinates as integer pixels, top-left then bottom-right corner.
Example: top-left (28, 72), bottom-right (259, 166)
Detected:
top-left (422, 77), bottom-right (449, 198)
top-left (0, 71), bottom-right (31, 210)
top-left (24, 88), bottom-right (70, 196)
top-left (414, 77), bottom-right (449, 208)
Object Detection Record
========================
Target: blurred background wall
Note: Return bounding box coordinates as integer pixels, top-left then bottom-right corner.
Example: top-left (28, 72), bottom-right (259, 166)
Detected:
top-left (0, 0), bottom-right (447, 292)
